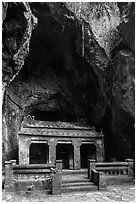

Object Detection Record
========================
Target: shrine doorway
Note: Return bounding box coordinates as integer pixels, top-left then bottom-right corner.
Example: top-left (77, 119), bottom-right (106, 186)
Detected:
top-left (80, 143), bottom-right (96, 168)
top-left (56, 144), bottom-right (74, 169)
top-left (29, 143), bottom-right (49, 164)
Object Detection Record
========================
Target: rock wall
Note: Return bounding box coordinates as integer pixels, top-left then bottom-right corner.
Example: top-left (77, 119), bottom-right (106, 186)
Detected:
top-left (2, 2), bottom-right (37, 99)
top-left (2, 2), bottom-right (135, 162)
top-left (2, 2), bottom-right (37, 162)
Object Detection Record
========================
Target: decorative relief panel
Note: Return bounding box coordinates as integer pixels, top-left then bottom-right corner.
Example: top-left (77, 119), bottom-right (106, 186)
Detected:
top-left (15, 173), bottom-right (47, 180)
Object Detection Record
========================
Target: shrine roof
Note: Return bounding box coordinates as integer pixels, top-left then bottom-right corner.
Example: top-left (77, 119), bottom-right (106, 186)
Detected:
top-left (18, 118), bottom-right (104, 138)
top-left (22, 120), bottom-right (94, 130)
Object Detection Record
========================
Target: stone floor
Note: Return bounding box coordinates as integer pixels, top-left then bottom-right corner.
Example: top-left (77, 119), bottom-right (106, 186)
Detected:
top-left (2, 176), bottom-right (135, 202)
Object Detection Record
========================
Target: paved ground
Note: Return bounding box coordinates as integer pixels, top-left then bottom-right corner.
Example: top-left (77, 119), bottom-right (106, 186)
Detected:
top-left (2, 176), bottom-right (135, 202)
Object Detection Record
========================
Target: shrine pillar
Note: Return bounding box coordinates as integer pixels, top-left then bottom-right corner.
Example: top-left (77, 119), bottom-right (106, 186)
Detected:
top-left (19, 135), bottom-right (31, 164)
top-left (48, 138), bottom-right (57, 164)
top-left (72, 139), bottom-right (81, 170)
top-left (95, 139), bottom-right (105, 162)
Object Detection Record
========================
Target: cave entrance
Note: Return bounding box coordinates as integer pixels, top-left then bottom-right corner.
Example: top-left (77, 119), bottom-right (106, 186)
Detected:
top-left (56, 144), bottom-right (74, 169)
top-left (29, 143), bottom-right (49, 164)
top-left (80, 143), bottom-right (96, 168)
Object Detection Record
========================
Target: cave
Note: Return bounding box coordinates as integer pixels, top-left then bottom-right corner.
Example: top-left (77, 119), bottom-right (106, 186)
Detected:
top-left (2, 2), bottom-right (135, 166)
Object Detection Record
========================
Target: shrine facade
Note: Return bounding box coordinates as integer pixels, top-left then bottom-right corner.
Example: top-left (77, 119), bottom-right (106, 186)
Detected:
top-left (18, 118), bottom-right (104, 170)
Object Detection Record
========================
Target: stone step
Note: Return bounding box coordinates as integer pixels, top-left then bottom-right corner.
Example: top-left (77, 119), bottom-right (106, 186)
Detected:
top-left (62, 176), bottom-right (89, 183)
top-left (62, 169), bottom-right (87, 176)
top-left (61, 169), bottom-right (97, 193)
top-left (61, 184), bottom-right (98, 193)
top-left (62, 181), bottom-right (94, 187)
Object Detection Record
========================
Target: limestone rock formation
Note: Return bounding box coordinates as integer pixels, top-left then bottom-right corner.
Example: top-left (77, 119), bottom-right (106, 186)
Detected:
top-left (2, 2), bottom-right (37, 99)
top-left (2, 2), bottom-right (135, 162)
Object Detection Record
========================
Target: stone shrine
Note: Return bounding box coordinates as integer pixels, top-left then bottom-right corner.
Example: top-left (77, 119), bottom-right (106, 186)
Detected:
top-left (18, 117), bottom-right (104, 169)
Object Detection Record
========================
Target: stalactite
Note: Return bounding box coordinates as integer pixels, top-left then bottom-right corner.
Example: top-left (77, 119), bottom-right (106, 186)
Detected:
top-left (82, 19), bottom-right (85, 57)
